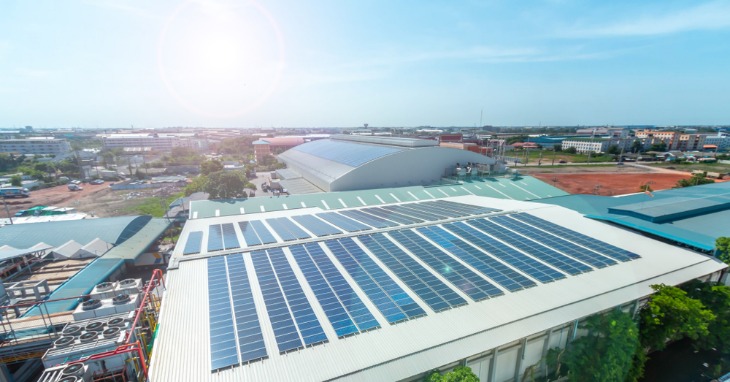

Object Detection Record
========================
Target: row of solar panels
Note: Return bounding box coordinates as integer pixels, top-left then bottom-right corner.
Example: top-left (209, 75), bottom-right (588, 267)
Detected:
top-left (207, 213), bottom-right (640, 371)
top-left (185, 200), bottom-right (499, 255)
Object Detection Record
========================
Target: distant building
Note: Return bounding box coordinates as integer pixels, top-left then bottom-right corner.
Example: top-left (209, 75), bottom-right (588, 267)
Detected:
top-left (98, 133), bottom-right (204, 152)
top-left (703, 133), bottom-right (730, 152)
top-left (561, 138), bottom-right (629, 154)
top-left (633, 130), bottom-right (706, 151)
top-left (252, 137), bottom-right (306, 163)
top-left (0, 137), bottom-right (71, 155)
top-left (576, 127), bottom-right (627, 138)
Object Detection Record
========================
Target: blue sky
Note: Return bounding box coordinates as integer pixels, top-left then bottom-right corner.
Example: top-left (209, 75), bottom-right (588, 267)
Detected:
top-left (1, 0), bottom-right (729, 128)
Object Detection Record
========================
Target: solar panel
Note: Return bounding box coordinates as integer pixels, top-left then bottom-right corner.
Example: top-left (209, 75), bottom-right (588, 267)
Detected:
top-left (289, 243), bottom-right (380, 337)
top-left (417, 226), bottom-right (536, 292)
top-left (382, 204), bottom-right (443, 221)
top-left (292, 215), bottom-right (342, 236)
top-left (208, 225), bottom-right (224, 252)
top-left (478, 218), bottom-right (592, 275)
top-left (207, 256), bottom-right (238, 370)
top-left (251, 249), bottom-right (328, 353)
top-left (492, 215), bottom-right (617, 269)
top-left (388, 230), bottom-right (504, 301)
top-left (361, 207), bottom-right (418, 225)
top-left (222, 223), bottom-right (240, 250)
top-left (432, 200), bottom-right (501, 215)
top-left (444, 222), bottom-right (565, 283)
top-left (358, 234), bottom-right (467, 312)
top-left (266, 218), bottom-right (298, 241)
top-left (207, 255), bottom-right (268, 371)
top-left (324, 238), bottom-right (426, 323)
top-left (183, 231), bottom-right (203, 255)
top-left (406, 201), bottom-right (464, 218)
top-left (239, 222), bottom-right (261, 246)
top-left (339, 209), bottom-right (397, 229)
top-left (225, 255), bottom-right (268, 364)
top-left (292, 139), bottom-right (403, 167)
top-left (317, 212), bottom-right (371, 232)
top-left (510, 213), bottom-right (641, 262)
top-left (250, 221), bottom-right (277, 244)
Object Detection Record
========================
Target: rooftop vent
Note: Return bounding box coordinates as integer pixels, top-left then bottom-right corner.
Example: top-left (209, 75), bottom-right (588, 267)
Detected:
top-left (58, 376), bottom-right (82, 382)
top-left (85, 321), bottom-right (105, 332)
top-left (107, 317), bottom-right (126, 327)
top-left (79, 332), bottom-right (98, 344)
top-left (102, 327), bottom-right (121, 339)
top-left (62, 325), bottom-right (82, 336)
top-left (53, 336), bottom-right (76, 348)
top-left (95, 282), bottom-right (114, 292)
top-left (81, 299), bottom-right (102, 311)
top-left (112, 294), bottom-right (131, 305)
top-left (61, 363), bottom-right (85, 377)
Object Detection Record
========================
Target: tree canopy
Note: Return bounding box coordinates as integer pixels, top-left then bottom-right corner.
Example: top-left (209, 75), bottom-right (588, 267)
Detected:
top-left (683, 280), bottom-right (730, 353)
top-left (563, 309), bottom-right (640, 382)
top-left (640, 284), bottom-right (715, 351)
top-left (200, 160), bottom-right (224, 176)
top-left (205, 171), bottom-right (247, 199)
top-left (716, 237), bottom-right (730, 265)
top-left (425, 366), bottom-right (479, 382)
top-left (675, 174), bottom-right (715, 188)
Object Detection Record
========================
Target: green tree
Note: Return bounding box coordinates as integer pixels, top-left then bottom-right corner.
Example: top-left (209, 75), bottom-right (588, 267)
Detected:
top-left (639, 284), bottom-right (715, 351)
top-left (563, 309), bottom-right (640, 382)
top-left (184, 175), bottom-right (209, 196)
top-left (683, 280), bottom-right (730, 353)
top-left (10, 174), bottom-right (22, 186)
top-left (606, 144), bottom-right (621, 155)
top-left (564, 147), bottom-right (578, 154)
top-left (200, 160), bottom-right (224, 176)
top-left (649, 142), bottom-right (667, 152)
top-left (424, 366), bottom-right (479, 382)
top-left (675, 174), bottom-right (715, 188)
top-left (205, 171), bottom-right (246, 199)
top-left (505, 135), bottom-right (529, 145)
top-left (716, 237), bottom-right (730, 265)
top-left (631, 139), bottom-right (644, 153)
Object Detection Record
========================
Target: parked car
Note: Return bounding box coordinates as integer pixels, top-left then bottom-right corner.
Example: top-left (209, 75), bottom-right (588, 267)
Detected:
top-left (90, 179), bottom-right (105, 185)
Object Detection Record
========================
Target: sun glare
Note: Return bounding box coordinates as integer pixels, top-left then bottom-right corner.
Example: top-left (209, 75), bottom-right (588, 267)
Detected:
top-left (158, 0), bottom-right (285, 119)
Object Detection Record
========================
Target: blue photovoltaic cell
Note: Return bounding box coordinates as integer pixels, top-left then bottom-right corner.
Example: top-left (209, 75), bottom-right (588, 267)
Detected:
top-left (510, 213), bottom-right (641, 262)
top-left (418, 226), bottom-right (536, 292)
top-left (292, 139), bottom-right (404, 167)
top-left (339, 209), bottom-right (397, 228)
top-left (362, 207), bottom-right (419, 225)
top-left (183, 231), bottom-right (203, 255)
top-left (239, 222), bottom-right (261, 246)
top-left (317, 212), bottom-right (371, 232)
top-left (358, 234), bottom-right (467, 312)
top-left (478, 218), bottom-right (592, 275)
top-left (250, 220), bottom-right (277, 244)
top-left (208, 225), bottom-right (224, 252)
top-left (267, 248), bottom-right (328, 346)
top-left (292, 215), bottom-right (342, 236)
top-left (406, 202), bottom-right (464, 218)
top-left (388, 230), bottom-right (503, 301)
top-left (491, 215), bottom-right (617, 269)
top-left (325, 238), bottom-right (426, 323)
top-left (290, 243), bottom-right (380, 336)
top-left (225, 255), bottom-right (268, 365)
top-left (251, 251), bottom-right (303, 353)
top-left (207, 257), bottom-right (238, 370)
top-left (222, 223), bottom-right (240, 250)
top-left (266, 218), bottom-right (311, 241)
top-left (432, 200), bottom-right (501, 215)
top-left (444, 222), bottom-right (566, 283)
top-left (382, 204), bottom-right (443, 221)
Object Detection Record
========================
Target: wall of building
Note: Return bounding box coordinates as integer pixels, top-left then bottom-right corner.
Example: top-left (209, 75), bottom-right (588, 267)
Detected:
top-left (0, 138), bottom-right (71, 155)
top-left (330, 147), bottom-right (501, 191)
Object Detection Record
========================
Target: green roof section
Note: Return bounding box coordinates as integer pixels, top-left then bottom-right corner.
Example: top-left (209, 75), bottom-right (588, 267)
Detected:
top-left (0, 216), bottom-right (154, 248)
top-left (189, 175), bottom-right (568, 219)
top-left (540, 181), bottom-right (730, 252)
top-left (23, 217), bottom-right (171, 316)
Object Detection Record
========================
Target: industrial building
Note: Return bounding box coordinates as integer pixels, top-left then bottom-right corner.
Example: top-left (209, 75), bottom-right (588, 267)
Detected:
top-left (0, 137), bottom-right (71, 155)
top-left (98, 133), bottom-right (204, 152)
top-left (149, 182), bottom-right (726, 381)
top-left (275, 135), bottom-right (505, 192)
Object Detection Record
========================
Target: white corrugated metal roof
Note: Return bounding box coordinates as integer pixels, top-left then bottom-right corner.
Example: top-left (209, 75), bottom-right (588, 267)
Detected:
top-left (150, 196), bottom-right (726, 382)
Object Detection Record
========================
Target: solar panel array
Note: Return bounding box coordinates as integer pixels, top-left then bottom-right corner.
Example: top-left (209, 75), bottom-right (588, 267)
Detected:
top-left (183, 231), bottom-right (203, 255)
top-left (203, 204), bottom-right (642, 372)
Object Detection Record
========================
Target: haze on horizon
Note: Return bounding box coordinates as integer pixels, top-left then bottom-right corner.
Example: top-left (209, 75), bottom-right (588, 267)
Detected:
top-left (1, 0), bottom-right (729, 129)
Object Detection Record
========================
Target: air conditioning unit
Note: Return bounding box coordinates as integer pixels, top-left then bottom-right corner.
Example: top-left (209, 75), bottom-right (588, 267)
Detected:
top-left (110, 292), bottom-right (139, 314)
top-left (72, 298), bottom-right (117, 320)
top-left (36, 363), bottom-right (90, 382)
top-left (114, 278), bottom-right (142, 295)
top-left (90, 281), bottom-right (118, 300)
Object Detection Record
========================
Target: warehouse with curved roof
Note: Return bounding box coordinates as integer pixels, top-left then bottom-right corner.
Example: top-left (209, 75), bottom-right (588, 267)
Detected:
top-left (276, 135), bottom-right (505, 192)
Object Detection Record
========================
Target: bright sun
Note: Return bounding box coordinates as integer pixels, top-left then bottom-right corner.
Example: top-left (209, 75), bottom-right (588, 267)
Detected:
top-left (158, 0), bottom-right (285, 119)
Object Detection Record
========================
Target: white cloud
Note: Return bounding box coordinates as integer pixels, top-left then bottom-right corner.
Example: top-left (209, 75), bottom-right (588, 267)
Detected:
top-left (83, 0), bottom-right (153, 19)
top-left (564, 1), bottom-right (730, 37)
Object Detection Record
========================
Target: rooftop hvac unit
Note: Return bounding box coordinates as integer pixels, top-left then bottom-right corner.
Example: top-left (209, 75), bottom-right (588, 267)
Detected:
top-left (90, 281), bottom-right (118, 300)
top-left (106, 316), bottom-right (127, 327)
top-left (72, 298), bottom-right (117, 320)
top-left (61, 363), bottom-right (89, 379)
top-left (111, 293), bottom-right (139, 314)
top-left (62, 325), bottom-right (83, 336)
top-left (85, 321), bottom-right (105, 332)
top-left (115, 278), bottom-right (142, 295)
top-left (53, 336), bottom-right (76, 349)
top-left (102, 326), bottom-right (121, 339)
top-left (58, 376), bottom-right (84, 382)
top-left (78, 332), bottom-right (98, 344)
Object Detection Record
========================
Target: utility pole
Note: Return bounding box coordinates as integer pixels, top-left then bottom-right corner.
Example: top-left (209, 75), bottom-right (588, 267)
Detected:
top-left (3, 198), bottom-right (13, 224)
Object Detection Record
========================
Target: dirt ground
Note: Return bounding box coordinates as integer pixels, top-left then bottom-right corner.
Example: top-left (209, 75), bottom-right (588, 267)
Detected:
top-left (527, 163), bottom-right (728, 195)
top-left (1, 183), bottom-right (179, 218)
